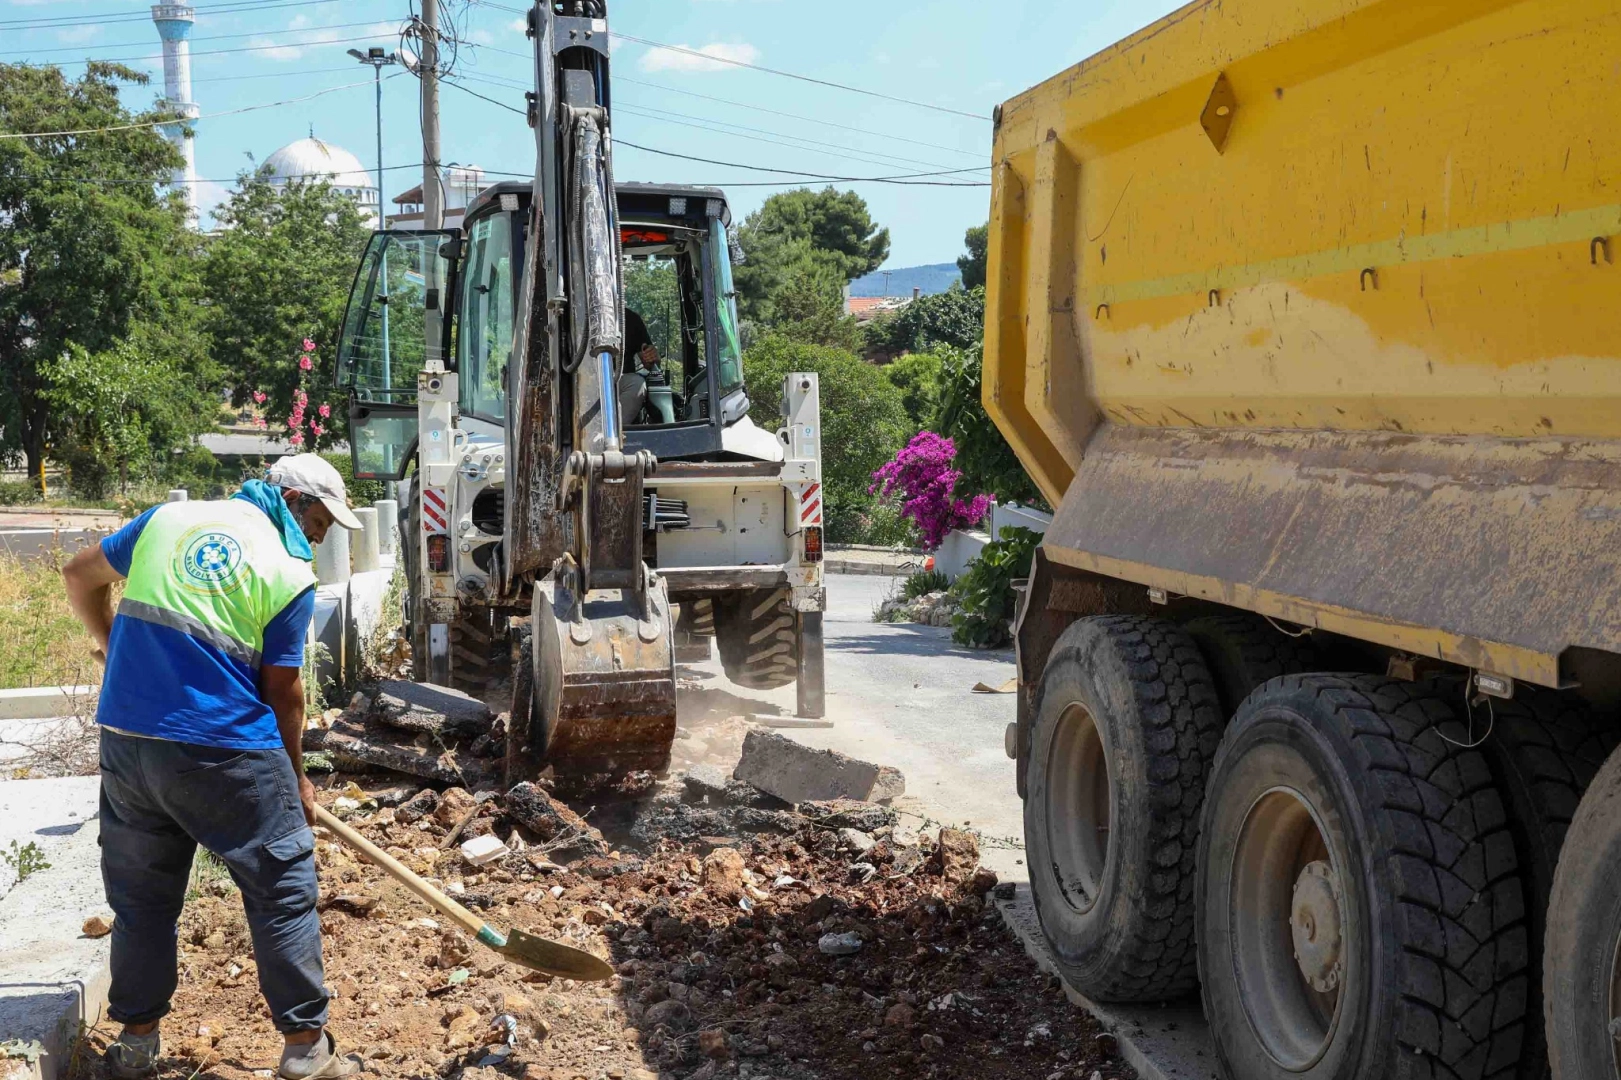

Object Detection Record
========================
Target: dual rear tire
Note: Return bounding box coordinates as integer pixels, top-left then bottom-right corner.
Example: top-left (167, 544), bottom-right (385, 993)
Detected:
top-left (1027, 614), bottom-right (1554, 1080)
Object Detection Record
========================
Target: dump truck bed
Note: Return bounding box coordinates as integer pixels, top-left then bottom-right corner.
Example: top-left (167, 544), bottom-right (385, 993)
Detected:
top-left (985, 0), bottom-right (1621, 688)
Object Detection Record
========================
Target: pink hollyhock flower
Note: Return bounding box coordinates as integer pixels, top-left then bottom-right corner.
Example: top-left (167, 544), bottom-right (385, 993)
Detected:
top-left (255, 417), bottom-right (267, 429)
top-left (252, 390), bottom-right (266, 404)
top-left (289, 433), bottom-right (304, 447)
top-left (302, 338), bottom-right (316, 353)
top-left (299, 355), bottom-right (313, 371)
top-left (317, 403), bottom-right (331, 418)
top-left (311, 424), bottom-right (325, 437)
top-left (294, 390), bottom-right (308, 405)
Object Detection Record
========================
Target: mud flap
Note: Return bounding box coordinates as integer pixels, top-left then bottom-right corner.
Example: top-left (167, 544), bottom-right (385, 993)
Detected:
top-left (529, 562), bottom-right (677, 776)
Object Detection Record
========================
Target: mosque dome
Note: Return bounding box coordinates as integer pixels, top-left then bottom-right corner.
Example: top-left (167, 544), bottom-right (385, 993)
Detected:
top-left (259, 137), bottom-right (378, 220)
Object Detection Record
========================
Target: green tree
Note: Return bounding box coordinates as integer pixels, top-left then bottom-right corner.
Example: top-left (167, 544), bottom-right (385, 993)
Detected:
top-left (884, 350), bottom-right (945, 431)
top-left (872, 283), bottom-right (986, 356)
top-left (201, 175), bottom-right (371, 439)
top-left (744, 336), bottom-right (909, 543)
top-left (769, 265), bottom-right (864, 352)
top-left (936, 343), bottom-right (1045, 508)
top-left (734, 188), bottom-right (889, 325)
top-left (958, 223), bottom-right (988, 290)
top-left (0, 62), bottom-right (206, 491)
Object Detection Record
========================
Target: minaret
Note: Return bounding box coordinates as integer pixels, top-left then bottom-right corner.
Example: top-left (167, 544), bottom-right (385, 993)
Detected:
top-left (151, 4), bottom-right (199, 226)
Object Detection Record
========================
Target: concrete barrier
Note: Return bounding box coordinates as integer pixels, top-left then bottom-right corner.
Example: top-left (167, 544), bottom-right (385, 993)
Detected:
top-left (352, 507), bottom-right (380, 573)
top-left (0, 686), bottom-right (97, 721)
top-left (315, 525), bottom-right (351, 586)
top-left (374, 498), bottom-right (398, 555)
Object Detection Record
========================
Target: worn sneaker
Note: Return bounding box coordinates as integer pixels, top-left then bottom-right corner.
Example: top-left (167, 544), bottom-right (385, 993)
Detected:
top-left (106, 1029), bottom-right (161, 1080)
top-left (278, 1030), bottom-right (361, 1080)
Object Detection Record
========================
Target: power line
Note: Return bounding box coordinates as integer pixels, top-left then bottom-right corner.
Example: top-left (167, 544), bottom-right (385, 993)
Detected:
top-left (438, 76), bottom-right (988, 188)
top-left (464, 2), bottom-right (989, 123)
top-left (0, 0), bottom-right (344, 31)
top-left (0, 20), bottom-right (401, 59)
top-left (454, 69), bottom-right (983, 175)
top-left (0, 76), bottom-right (384, 140)
top-left (615, 74), bottom-right (986, 162)
top-left (12, 161), bottom-right (429, 186)
top-left (24, 33), bottom-right (387, 68)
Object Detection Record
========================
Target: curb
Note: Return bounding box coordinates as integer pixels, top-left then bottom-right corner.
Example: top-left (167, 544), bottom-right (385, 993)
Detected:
top-left (993, 884), bottom-right (1217, 1080)
top-left (823, 558), bottom-right (923, 577)
top-left (0, 687), bottom-right (97, 721)
top-left (0, 816), bottom-right (111, 1080)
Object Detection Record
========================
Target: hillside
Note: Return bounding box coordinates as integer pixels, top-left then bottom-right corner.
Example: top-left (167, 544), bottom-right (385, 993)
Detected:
top-left (847, 262), bottom-right (961, 298)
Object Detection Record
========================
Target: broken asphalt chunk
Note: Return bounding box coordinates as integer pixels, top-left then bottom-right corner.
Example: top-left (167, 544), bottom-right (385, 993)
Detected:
top-left (368, 680), bottom-right (495, 740)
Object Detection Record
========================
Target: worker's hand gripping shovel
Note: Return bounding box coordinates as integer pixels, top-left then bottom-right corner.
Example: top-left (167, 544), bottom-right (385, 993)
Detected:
top-left (312, 804), bottom-right (614, 982)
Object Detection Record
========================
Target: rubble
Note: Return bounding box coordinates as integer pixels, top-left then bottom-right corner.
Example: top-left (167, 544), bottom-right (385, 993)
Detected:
top-left (369, 681), bottom-right (496, 740)
top-left (732, 730), bottom-right (906, 805)
top-left (81, 914), bottom-right (113, 938)
top-left (799, 799), bottom-right (898, 832)
top-left (818, 931), bottom-right (864, 956)
top-left (680, 762), bottom-right (791, 810)
top-left (876, 589), bottom-right (961, 627)
top-left (459, 835), bottom-right (510, 867)
top-left (503, 782), bottom-right (608, 861)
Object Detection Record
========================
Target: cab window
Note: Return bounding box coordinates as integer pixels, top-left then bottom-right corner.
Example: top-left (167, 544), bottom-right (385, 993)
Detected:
top-left (709, 217), bottom-right (744, 399)
top-left (457, 213), bottom-right (515, 420)
top-left (336, 230), bottom-right (449, 398)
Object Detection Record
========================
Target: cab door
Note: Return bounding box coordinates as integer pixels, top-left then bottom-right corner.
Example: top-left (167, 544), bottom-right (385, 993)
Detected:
top-left (335, 230), bottom-right (458, 479)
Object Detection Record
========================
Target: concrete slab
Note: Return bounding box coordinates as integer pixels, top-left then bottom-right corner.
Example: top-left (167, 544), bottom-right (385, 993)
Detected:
top-left (0, 776), bottom-right (100, 899)
top-left (733, 729), bottom-right (905, 804)
top-left (994, 883), bottom-right (1218, 1080)
top-left (0, 812), bottom-right (110, 1080)
top-left (0, 689), bottom-right (97, 722)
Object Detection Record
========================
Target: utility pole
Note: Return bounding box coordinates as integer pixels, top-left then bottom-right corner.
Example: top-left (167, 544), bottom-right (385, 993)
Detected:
top-left (420, 0), bottom-right (443, 233)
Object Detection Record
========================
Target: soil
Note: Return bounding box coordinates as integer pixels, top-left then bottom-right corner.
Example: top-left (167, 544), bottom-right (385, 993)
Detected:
top-left (72, 775), bottom-right (1131, 1080)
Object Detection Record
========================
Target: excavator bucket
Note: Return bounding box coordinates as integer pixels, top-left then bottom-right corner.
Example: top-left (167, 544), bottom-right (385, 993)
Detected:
top-left (509, 562), bottom-right (677, 779)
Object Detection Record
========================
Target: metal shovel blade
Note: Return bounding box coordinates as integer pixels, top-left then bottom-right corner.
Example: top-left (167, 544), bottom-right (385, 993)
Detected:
top-left (499, 927), bottom-right (615, 981)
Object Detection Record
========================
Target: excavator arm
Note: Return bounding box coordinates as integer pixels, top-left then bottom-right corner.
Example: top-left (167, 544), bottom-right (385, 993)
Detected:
top-left (504, 0), bottom-right (676, 778)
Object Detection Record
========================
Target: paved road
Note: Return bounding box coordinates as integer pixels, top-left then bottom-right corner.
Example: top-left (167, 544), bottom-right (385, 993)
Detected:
top-left (0, 507), bottom-right (122, 561)
top-left (681, 572), bottom-right (1028, 880)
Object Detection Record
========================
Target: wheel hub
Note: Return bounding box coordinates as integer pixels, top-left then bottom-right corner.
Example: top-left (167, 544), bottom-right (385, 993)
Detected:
top-left (1291, 860), bottom-right (1343, 993)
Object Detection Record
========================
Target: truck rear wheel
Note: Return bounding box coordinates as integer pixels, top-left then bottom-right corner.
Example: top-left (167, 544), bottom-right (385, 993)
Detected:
top-left (1197, 675), bottom-right (1528, 1080)
top-left (715, 588), bottom-right (798, 691)
top-left (1461, 690), bottom-right (1614, 1080)
top-left (1024, 615), bottom-right (1222, 1001)
top-left (1183, 613), bottom-right (1321, 715)
top-left (1544, 741), bottom-right (1621, 1080)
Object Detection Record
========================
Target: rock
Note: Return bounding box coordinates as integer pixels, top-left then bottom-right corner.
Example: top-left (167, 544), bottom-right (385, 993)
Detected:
top-left (818, 932), bottom-right (863, 956)
top-left (503, 782), bottom-right (607, 859)
top-left (969, 867), bottom-right (999, 897)
top-left (641, 999), bottom-right (693, 1033)
top-left (460, 834), bottom-right (509, 866)
top-left (203, 930), bottom-right (226, 950)
top-left (803, 893), bottom-right (838, 922)
top-left (698, 1029), bottom-right (730, 1059)
top-left (936, 828), bottom-right (980, 884)
top-left (763, 952), bottom-right (798, 989)
top-left (318, 894), bottom-right (379, 916)
top-left (700, 847), bottom-right (745, 900)
top-left (798, 799), bottom-right (898, 831)
top-left (434, 787), bottom-right (478, 828)
top-left (838, 828), bottom-right (876, 853)
top-left (884, 1002), bottom-right (915, 1028)
top-left (733, 730), bottom-right (905, 804)
top-left (370, 680), bottom-right (495, 739)
top-left (992, 880), bottom-right (1017, 901)
top-left (682, 764), bottom-right (791, 810)
top-left (443, 1003), bottom-right (480, 1033)
top-left (324, 715), bottom-right (495, 787)
top-left (396, 788), bottom-right (441, 824)
top-left (81, 914), bottom-right (114, 938)
top-left (920, 1033), bottom-right (945, 1052)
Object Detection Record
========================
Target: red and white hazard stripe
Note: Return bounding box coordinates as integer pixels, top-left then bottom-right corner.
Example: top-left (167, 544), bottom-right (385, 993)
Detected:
top-left (421, 487), bottom-right (449, 534)
top-left (799, 482), bottom-right (822, 526)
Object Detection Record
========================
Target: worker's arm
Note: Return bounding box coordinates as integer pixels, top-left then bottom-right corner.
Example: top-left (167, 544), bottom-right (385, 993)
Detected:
top-left (261, 664), bottom-right (316, 826)
top-left (61, 545), bottom-right (124, 655)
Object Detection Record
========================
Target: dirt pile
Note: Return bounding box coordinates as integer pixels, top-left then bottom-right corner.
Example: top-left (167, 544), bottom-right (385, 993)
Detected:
top-left (74, 776), bottom-right (1128, 1080)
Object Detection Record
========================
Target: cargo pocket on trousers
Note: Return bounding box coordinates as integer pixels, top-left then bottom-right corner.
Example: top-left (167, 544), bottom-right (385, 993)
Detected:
top-left (263, 825), bottom-right (315, 863)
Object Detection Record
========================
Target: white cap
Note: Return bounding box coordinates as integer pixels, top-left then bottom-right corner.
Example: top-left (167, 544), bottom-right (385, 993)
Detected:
top-left (266, 454), bottom-right (363, 531)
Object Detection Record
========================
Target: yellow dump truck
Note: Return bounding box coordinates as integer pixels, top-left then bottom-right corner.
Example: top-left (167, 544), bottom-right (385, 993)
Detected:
top-left (986, 2), bottom-right (1621, 1077)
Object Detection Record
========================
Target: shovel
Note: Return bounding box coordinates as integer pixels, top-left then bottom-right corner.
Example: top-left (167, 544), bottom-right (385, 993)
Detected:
top-left (312, 804), bottom-right (614, 982)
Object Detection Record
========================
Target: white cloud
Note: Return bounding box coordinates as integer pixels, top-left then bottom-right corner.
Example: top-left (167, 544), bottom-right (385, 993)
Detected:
top-left (252, 17), bottom-right (400, 63)
top-left (637, 41), bottom-right (759, 74)
top-left (509, 18), bottom-right (528, 34)
top-left (56, 24), bottom-right (100, 44)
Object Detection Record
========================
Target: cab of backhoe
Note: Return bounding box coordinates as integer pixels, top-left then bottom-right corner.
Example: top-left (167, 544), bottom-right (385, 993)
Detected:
top-left (335, 180), bottom-right (749, 478)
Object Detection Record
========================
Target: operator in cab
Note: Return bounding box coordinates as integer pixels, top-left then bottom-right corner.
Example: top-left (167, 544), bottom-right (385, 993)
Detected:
top-left (620, 307), bottom-right (677, 425)
top-left (60, 455), bottom-right (365, 1080)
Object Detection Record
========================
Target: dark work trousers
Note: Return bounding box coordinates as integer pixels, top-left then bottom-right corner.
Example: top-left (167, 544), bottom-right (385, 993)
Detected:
top-left (98, 727), bottom-right (328, 1033)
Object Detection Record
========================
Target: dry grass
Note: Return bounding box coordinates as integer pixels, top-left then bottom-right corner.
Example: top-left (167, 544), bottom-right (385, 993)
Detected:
top-left (0, 549), bottom-right (110, 689)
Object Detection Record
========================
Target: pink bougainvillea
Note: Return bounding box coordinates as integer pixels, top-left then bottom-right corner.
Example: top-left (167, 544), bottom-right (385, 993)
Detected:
top-left (870, 431), bottom-right (992, 550)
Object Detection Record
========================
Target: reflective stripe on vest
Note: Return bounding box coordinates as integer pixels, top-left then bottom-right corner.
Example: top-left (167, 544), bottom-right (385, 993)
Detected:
top-left (120, 501), bottom-right (315, 667)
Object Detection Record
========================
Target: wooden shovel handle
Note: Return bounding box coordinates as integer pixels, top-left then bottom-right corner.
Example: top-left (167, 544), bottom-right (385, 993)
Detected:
top-left (313, 803), bottom-right (489, 941)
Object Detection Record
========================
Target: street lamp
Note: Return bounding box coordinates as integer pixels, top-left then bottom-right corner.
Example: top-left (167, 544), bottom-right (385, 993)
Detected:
top-left (349, 46), bottom-right (400, 496)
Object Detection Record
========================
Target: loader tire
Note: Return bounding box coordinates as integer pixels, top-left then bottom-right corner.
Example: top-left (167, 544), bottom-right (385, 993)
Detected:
top-left (1197, 675), bottom-right (1528, 1080)
top-left (686, 598), bottom-right (715, 636)
top-left (449, 608), bottom-right (508, 695)
top-left (715, 588), bottom-right (798, 691)
top-left (1023, 615), bottom-right (1223, 1001)
top-left (1182, 613), bottom-right (1322, 716)
top-left (1545, 741), bottom-right (1621, 1080)
top-left (1459, 690), bottom-right (1615, 1080)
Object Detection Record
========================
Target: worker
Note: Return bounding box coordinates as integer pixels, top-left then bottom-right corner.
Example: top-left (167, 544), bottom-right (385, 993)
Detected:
top-left (620, 308), bottom-right (671, 424)
top-left (61, 455), bottom-right (364, 1080)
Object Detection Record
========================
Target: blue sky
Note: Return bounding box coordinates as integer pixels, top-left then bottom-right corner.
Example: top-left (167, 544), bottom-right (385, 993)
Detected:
top-left (1, 0), bottom-right (1183, 268)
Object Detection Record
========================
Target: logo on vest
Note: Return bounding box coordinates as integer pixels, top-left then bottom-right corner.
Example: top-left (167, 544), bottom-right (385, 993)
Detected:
top-left (182, 531), bottom-right (243, 589)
